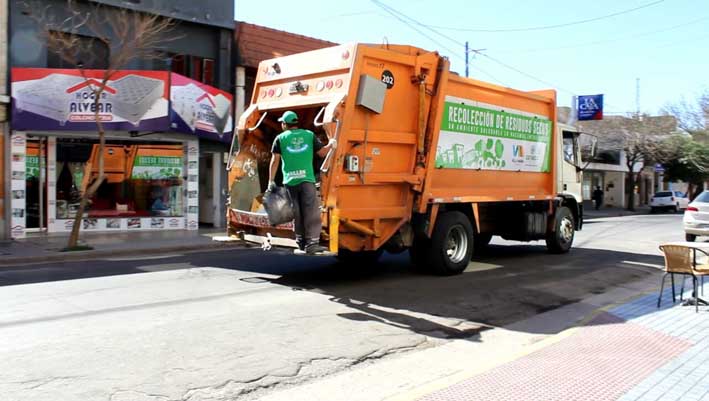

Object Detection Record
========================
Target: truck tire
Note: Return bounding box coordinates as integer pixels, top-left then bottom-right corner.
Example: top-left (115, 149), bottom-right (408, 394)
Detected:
top-left (428, 211), bottom-right (474, 275)
top-left (686, 233), bottom-right (697, 242)
top-left (546, 206), bottom-right (575, 254)
top-left (336, 249), bottom-right (384, 266)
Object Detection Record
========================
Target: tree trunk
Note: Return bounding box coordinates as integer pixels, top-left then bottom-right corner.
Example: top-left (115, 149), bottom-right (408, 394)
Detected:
top-left (66, 85), bottom-right (107, 249)
top-left (688, 183), bottom-right (696, 201)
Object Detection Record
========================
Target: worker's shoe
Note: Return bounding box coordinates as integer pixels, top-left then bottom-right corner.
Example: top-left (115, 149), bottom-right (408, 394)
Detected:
top-left (305, 243), bottom-right (330, 255)
top-left (294, 235), bottom-right (306, 254)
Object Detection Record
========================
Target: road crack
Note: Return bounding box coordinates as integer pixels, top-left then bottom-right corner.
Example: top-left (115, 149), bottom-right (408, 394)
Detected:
top-left (181, 339), bottom-right (430, 401)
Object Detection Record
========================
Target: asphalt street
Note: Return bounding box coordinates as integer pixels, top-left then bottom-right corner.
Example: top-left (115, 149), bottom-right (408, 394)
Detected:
top-left (0, 213), bottom-right (685, 401)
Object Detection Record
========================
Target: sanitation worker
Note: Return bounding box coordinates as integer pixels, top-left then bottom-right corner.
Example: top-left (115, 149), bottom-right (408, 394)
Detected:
top-left (268, 110), bottom-right (337, 255)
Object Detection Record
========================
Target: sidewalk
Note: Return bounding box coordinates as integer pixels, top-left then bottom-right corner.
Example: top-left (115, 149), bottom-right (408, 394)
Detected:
top-left (585, 206), bottom-right (652, 219)
top-left (0, 228), bottom-right (244, 267)
top-left (412, 280), bottom-right (709, 401)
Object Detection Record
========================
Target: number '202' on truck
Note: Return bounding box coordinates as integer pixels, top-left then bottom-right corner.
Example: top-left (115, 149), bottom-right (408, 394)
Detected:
top-left (227, 43), bottom-right (587, 275)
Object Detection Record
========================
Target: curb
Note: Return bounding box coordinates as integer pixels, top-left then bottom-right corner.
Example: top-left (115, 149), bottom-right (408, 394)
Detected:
top-left (0, 241), bottom-right (248, 267)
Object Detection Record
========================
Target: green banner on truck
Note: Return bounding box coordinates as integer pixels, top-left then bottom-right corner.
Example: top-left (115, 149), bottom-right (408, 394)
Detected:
top-left (436, 96), bottom-right (552, 172)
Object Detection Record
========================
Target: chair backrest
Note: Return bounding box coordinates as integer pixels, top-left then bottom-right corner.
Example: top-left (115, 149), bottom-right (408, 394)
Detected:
top-left (659, 245), bottom-right (694, 274)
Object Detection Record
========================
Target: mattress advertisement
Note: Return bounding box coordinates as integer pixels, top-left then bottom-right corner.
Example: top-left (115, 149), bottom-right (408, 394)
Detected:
top-left (170, 73), bottom-right (233, 143)
top-left (11, 68), bottom-right (170, 131)
top-left (436, 96), bottom-right (553, 173)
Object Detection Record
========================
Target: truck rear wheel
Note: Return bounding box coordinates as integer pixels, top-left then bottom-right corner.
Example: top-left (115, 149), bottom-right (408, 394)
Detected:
top-left (546, 206), bottom-right (574, 254)
top-left (428, 211), bottom-right (474, 275)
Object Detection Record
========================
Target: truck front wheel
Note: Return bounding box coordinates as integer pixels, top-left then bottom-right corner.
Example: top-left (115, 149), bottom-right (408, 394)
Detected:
top-left (429, 211), bottom-right (474, 275)
top-left (546, 206), bottom-right (575, 254)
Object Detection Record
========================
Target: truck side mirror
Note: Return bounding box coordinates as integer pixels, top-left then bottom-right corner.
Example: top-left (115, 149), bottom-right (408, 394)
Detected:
top-left (590, 136), bottom-right (598, 158)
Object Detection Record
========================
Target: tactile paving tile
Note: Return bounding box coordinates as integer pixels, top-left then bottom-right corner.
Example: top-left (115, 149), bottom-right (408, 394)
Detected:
top-left (418, 312), bottom-right (692, 401)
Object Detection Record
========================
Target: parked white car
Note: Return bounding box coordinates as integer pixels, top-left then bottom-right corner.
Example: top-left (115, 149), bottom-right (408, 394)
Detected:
top-left (683, 191), bottom-right (709, 241)
top-left (650, 191), bottom-right (689, 213)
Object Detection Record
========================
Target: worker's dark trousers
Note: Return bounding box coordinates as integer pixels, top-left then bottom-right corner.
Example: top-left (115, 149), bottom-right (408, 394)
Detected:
top-left (286, 182), bottom-right (322, 249)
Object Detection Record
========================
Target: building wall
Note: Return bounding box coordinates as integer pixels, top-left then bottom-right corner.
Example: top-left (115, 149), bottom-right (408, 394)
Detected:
top-left (9, 0), bottom-right (232, 91)
top-left (0, 0), bottom-right (7, 238)
top-left (6, 0), bottom-right (234, 235)
top-left (93, 0), bottom-right (234, 29)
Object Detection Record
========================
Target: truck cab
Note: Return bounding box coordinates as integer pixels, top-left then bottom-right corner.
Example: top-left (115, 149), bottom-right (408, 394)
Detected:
top-left (558, 123), bottom-right (585, 229)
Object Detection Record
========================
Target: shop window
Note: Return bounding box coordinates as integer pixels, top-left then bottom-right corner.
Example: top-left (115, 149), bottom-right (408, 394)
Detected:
top-left (55, 139), bottom-right (185, 219)
top-left (202, 58), bottom-right (215, 86)
top-left (170, 54), bottom-right (215, 85)
top-left (191, 56), bottom-right (203, 83)
top-left (171, 54), bottom-right (187, 76)
top-left (46, 31), bottom-right (109, 69)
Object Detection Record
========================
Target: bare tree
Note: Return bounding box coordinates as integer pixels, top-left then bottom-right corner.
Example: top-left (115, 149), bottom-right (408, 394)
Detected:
top-left (25, 0), bottom-right (175, 249)
top-left (580, 114), bottom-right (677, 211)
top-left (663, 90), bottom-right (709, 142)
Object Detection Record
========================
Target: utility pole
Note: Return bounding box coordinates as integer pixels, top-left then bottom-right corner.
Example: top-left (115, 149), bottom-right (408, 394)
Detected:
top-left (465, 41), bottom-right (469, 78)
top-left (635, 77), bottom-right (640, 118)
top-left (464, 43), bottom-right (486, 79)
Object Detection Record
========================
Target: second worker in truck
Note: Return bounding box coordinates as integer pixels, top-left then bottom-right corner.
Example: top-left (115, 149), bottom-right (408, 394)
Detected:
top-left (268, 110), bottom-right (337, 255)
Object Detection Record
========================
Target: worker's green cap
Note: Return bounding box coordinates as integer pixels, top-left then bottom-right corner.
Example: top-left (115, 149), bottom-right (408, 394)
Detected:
top-left (277, 110), bottom-right (299, 124)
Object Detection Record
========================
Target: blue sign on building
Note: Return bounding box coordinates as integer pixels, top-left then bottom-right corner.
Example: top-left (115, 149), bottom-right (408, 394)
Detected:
top-left (578, 94), bottom-right (604, 121)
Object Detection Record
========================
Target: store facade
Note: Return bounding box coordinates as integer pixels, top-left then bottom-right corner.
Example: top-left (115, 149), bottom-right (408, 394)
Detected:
top-left (9, 67), bottom-right (233, 238)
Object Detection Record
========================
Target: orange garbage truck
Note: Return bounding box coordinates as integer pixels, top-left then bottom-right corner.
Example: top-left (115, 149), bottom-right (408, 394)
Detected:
top-left (226, 43), bottom-right (587, 275)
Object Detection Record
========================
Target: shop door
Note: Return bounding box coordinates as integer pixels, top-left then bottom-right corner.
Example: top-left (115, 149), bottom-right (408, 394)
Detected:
top-left (26, 138), bottom-right (48, 230)
top-left (199, 153), bottom-right (215, 225)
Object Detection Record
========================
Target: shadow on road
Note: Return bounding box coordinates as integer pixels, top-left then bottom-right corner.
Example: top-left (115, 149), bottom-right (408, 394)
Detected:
top-left (0, 242), bottom-right (665, 339)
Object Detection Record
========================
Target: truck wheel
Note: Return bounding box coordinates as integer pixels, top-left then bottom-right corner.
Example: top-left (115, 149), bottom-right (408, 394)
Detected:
top-left (686, 233), bottom-right (697, 242)
top-left (336, 249), bottom-right (384, 266)
top-left (428, 211), bottom-right (474, 275)
top-left (546, 206), bottom-right (575, 254)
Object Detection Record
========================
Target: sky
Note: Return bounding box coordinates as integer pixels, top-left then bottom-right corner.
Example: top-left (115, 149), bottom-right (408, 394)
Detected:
top-left (235, 0), bottom-right (708, 116)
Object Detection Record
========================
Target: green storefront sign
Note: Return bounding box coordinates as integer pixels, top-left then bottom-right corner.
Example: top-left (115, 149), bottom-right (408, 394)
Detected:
top-left (131, 156), bottom-right (183, 179)
top-left (436, 98), bottom-right (553, 172)
top-left (26, 155), bottom-right (40, 178)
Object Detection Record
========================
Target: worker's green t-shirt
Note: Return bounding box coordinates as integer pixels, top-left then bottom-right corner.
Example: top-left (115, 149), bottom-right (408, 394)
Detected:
top-left (271, 129), bottom-right (324, 186)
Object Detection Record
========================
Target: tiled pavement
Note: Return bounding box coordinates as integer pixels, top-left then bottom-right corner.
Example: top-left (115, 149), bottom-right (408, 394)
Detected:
top-left (418, 280), bottom-right (709, 401)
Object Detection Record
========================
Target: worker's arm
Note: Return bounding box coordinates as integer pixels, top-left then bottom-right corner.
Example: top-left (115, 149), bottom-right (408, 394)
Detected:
top-left (268, 153), bottom-right (281, 189)
top-left (316, 138), bottom-right (337, 158)
top-left (268, 137), bottom-right (282, 190)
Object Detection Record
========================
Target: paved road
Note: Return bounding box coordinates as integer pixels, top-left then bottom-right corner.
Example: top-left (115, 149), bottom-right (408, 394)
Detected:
top-left (0, 214), bottom-right (684, 401)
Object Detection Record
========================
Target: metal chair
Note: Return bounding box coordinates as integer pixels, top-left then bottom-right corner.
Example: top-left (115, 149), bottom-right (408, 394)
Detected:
top-left (658, 245), bottom-right (709, 313)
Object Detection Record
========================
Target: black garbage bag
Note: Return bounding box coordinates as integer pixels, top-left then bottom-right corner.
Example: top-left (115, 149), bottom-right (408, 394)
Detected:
top-left (262, 186), bottom-right (295, 226)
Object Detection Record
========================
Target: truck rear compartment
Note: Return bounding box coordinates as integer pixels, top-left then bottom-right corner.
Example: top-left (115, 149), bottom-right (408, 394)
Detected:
top-left (228, 105), bottom-right (330, 237)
